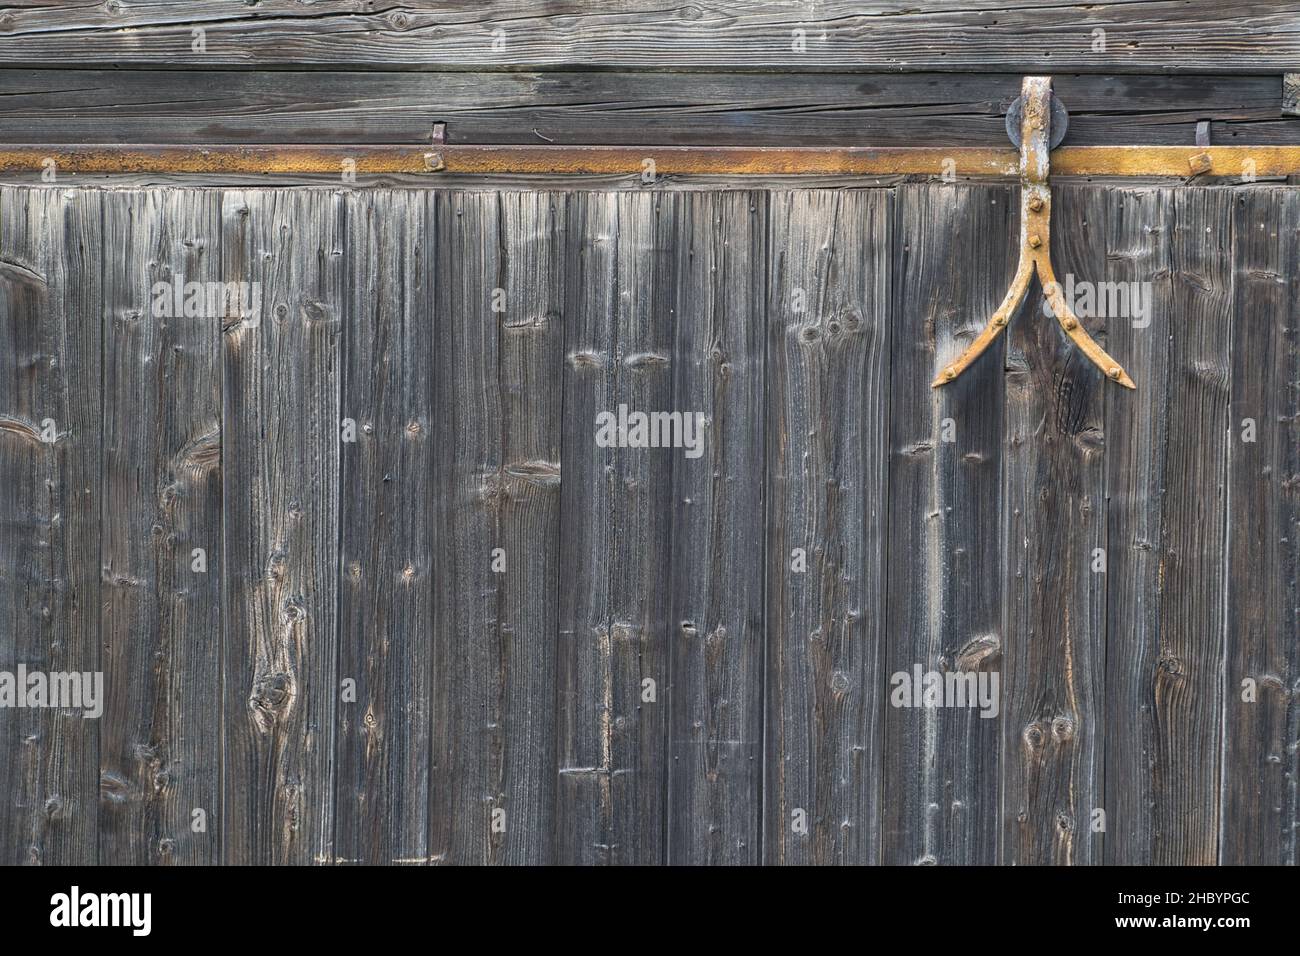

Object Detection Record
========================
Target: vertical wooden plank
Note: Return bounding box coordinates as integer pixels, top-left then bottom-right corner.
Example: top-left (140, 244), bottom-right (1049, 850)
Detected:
top-left (429, 186), bottom-right (496, 865)
top-left (1220, 188), bottom-right (1300, 865)
top-left (557, 191), bottom-right (678, 865)
top-left (1101, 187), bottom-right (1174, 864)
top-left (99, 189), bottom-right (222, 865)
top-left (1106, 189), bottom-right (1231, 865)
top-left (222, 189), bottom-right (342, 865)
top-left (334, 190), bottom-right (433, 864)
top-left (604, 191), bottom-right (672, 864)
top-left (1001, 185), bottom-right (1107, 865)
top-left (556, 192), bottom-right (620, 864)
top-left (0, 187), bottom-right (101, 865)
top-left (431, 191), bottom-right (563, 864)
top-left (1156, 189), bottom-right (1232, 864)
top-left (667, 191), bottom-right (765, 865)
top-left (495, 190), bottom-right (564, 862)
top-left (882, 184), bottom-right (1008, 866)
top-left (764, 189), bottom-right (890, 865)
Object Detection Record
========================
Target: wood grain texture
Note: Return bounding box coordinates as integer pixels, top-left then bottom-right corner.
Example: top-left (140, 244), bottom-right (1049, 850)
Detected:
top-left (1105, 189), bottom-right (1232, 864)
top-left (431, 191), bottom-right (563, 864)
top-left (667, 191), bottom-right (765, 864)
top-left (606, 192), bottom-right (672, 864)
top-left (1156, 190), bottom-right (1232, 864)
top-left (0, 181), bottom-right (1295, 866)
top-left (601, 191), bottom-right (674, 866)
top-left (555, 191), bottom-right (623, 863)
top-left (221, 189), bottom-right (343, 865)
top-left (0, 2), bottom-right (1297, 72)
top-left (99, 189), bottom-right (222, 865)
top-left (0, 187), bottom-right (102, 865)
top-left (335, 190), bottom-right (434, 864)
top-left (1219, 188), bottom-right (1299, 865)
top-left (1001, 186), bottom-right (1106, 866)
top-left (492, 190), bottom-right (565, 862)
top-left (557, 191), bottom-right (677, 864)
top-left (2, 70), bottom-right (1295, 148)
top-left (882, 184), bottom-right (1008, 865)
top-left (1100, 187), bottom-right (1174, 865)
top-left (764, 189), bottom-right (890, 865)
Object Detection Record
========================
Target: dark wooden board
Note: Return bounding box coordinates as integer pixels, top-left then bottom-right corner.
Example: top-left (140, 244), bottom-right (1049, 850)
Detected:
top-left (764, 189), bottom-right (891, 864)
top-left (883, 184), bottom-right (1009, 865)
top-left (667, 191), bottom-right (766, 864)
top-left (0, 2), bottom-right (1297, 72)
top-left (221, 189), bottom-right (343, 864)
top-left (1100, 186), bottom-right (1174, 865)
top-left (1220, 188), bottom-right (1300, 865)
top-left (600, 191), bottom-right (672, 865)
top-left (430, 191), bottom-right (564, 864)
top-left (0, 187), bottom-right (102, 865)
top-left (0, 70), bottom-right (1294, 148)
top-left (99, 190), bottom-right (222, 865)
top-left (557, 191), bottom-right (687, 864)
top-left (1104, 188), bottom-right (1232, 864)
top-left (334, 190), bottom-right (435, 864)
top-left (555, 191), bottom-right (621, 863)
top-left (1154, 189), bottom-right (1232, 864)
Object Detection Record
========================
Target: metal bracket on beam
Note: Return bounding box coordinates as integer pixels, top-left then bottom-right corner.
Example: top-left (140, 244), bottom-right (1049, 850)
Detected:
top-left (932, 76), bottom-right (1135, 390)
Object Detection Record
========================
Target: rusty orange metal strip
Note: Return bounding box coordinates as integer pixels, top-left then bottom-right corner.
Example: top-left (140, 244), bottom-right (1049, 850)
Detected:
top-left (3, 144), bottom-right (1300, 177)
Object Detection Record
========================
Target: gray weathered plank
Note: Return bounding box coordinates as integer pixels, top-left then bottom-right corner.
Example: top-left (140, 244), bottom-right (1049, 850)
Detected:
top-left (1100, 187), bottom-right (1174, 864)
top-left (1220, 187), bottom-right (1300, 865)
top-left (555, 192), bottom-right (621, 863)
top-left (1105, 188), bottom-right (1231, 864)
top-left (667, 191), bottom-right (766, 864)
top-left (1001, 186), bottom-right (1107, 866)
top-left (0, 187), bottom-right (102, 865)
top-left (557, 191), bottom-right (675, 864)
top-left (602, 191), bottom-right (673, 865)
top-left (98, 189), bottom-right (222, 865)
top-left (334, 190), bottom-right (434, 864)
top-left (1153, 189), bottom-right (1232, 864)
top-left (609, 192), bottom-right (672, 863)
top-left (221, 189), bottom-right (343, 865)
top-left (2, 70), bottom-right (1295, 148)
top-left (764, 189), bottom-right (890, 865)
top-left (881, 184), bottom-right (1009, 866)
top-left (0, 2), bottom-right (1296, 72)
top-left (430, 191), bottom-right (563, 864)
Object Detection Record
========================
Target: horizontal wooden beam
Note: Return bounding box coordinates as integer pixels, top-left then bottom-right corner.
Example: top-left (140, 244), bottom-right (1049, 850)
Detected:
top-left (6, 144), bottom-right (1300, 178)
top-left (0, 1), bottom-right (1297, 73)
top-left (1, 69), bottom-right (1296, 148)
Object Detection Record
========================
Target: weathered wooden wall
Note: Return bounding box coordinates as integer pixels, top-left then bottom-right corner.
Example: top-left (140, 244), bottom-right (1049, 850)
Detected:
top-left (0, 182), bottom-right (1295, 865)
top-left (0, 1), bottom-right (1297, 71)
top-left (0, 0), bottom-right (1296, 867)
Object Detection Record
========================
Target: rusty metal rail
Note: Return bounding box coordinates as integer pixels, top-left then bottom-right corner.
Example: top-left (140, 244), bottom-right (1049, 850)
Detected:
top-left (2, 144), bottom-right (1300, 178)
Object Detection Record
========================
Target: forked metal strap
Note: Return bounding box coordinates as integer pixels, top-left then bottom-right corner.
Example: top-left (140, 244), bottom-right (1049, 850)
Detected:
top-left (932, 76), bottom-right (1135, 390)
